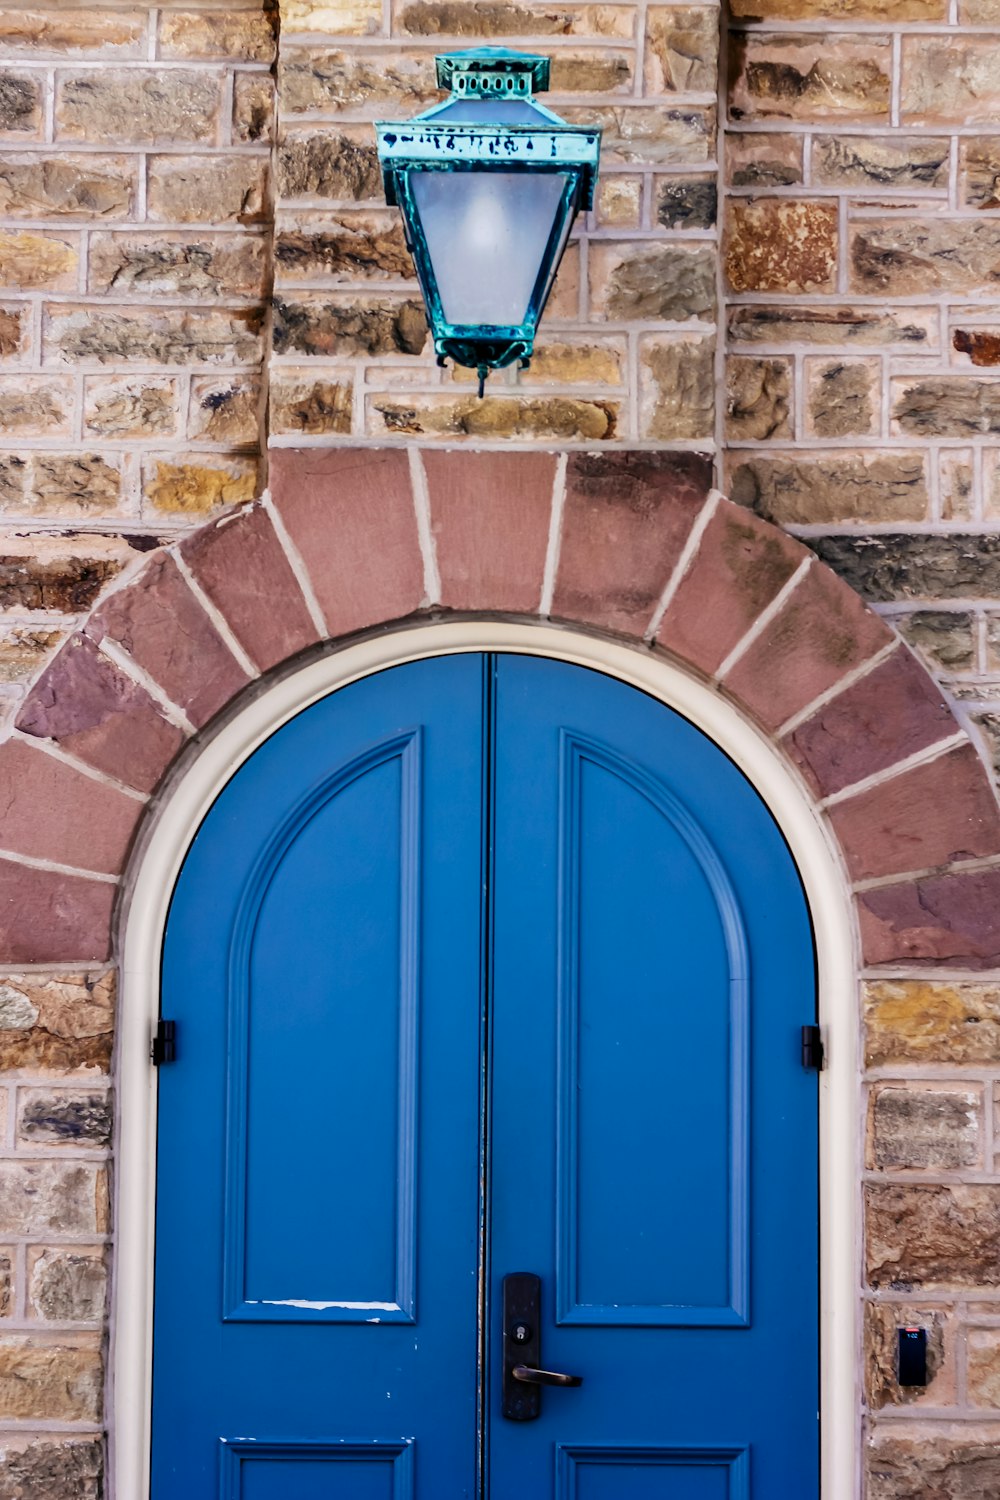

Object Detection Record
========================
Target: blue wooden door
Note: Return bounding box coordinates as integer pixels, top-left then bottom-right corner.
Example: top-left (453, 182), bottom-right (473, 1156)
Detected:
top-left (152, 654), bottom-right (818, 1499)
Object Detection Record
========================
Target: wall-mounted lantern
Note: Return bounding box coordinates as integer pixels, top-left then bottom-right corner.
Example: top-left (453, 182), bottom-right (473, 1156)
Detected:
top-left (376, 49), bottom-right (601, 397)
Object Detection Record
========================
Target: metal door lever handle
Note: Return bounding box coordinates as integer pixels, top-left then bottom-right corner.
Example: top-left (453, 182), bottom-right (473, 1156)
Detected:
top-left (512, 1365), bottom-right (583, 1388)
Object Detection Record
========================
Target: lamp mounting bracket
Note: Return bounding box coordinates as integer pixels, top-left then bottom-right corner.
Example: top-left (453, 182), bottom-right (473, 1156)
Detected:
top-left (435, 47), bottom-right (551, 98)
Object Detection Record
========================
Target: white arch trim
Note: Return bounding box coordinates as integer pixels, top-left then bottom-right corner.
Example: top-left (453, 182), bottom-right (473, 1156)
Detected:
top-left (113, 620), bottom-right (861, 1500)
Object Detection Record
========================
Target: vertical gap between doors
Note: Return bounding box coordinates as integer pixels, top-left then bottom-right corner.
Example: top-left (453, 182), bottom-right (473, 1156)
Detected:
top-left (477, 652), bottom-right (498, 1500)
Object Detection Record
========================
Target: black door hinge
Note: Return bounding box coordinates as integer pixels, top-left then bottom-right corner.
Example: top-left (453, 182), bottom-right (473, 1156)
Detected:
top-left (801, 1024), bottom-right (824, 1070)
top-left (152, 1019), bottom-right (177, 1066)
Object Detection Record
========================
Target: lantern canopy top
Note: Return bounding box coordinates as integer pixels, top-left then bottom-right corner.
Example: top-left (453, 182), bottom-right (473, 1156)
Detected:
top-left (434, 47), bottom-right (551, 97)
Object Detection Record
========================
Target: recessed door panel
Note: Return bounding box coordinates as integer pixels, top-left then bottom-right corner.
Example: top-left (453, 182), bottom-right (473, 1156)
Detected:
top-left (224, 1442), bottom-right (414, 1500)
top-left (558, 1447), bottom-right (747, 1500)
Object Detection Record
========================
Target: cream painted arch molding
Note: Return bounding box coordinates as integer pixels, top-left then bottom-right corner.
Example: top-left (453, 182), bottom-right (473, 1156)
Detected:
top-left (4, 447), bottom-right (1000, 1498)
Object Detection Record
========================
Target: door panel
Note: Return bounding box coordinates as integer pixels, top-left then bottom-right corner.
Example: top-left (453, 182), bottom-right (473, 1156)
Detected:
top-left (152, 652), bottom-right (818, 1500)
top-left (152, 656), bottom-right (486, 1498)
top-left (489, 657), bottom-right (817, 1496)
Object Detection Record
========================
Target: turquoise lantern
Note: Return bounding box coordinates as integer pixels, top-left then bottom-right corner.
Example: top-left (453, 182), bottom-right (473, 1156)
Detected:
top-left (376, 49), bottom-right (601, 396)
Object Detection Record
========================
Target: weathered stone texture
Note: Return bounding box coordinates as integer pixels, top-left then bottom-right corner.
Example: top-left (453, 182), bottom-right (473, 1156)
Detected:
top-left (0, 624), bottom-right (62, 684)
top-left (393, 1), bottom-right (636, 38)
top-left (732, 0), bottom-right (944, 13)
top-left (897, 612), bottom-right (975, 674)
top-left (0, 1442), bottom-right (103, 1500)
top-left (562, 104), bottom-right (715, 166)
top-left (865, 981), bottom-right (1000, 1066)
top-left (731, 454), bottom-right (926, 526)
top-left (0, 230), bottom-right (78, 290)
top-left (368, 394), bottom-right (619, 441)
top-left (283, 0), bottom-right (383, 33)
top-left (725, 357), bottom-right (792, 441)
top-left (901, 39), bottom-right (1000, 124)
top-left (143, 457), bottom-right (257, 517)
top-left (893, 378), bottom-right (1000, 438)
top-left (726, 132), bottom-right (801, 188)
top-left (852, 222), bottom-right (1000, 297)
top-left (234, 72), bottom-right (275, 144)
top-left (0, 1162), bottom-right (107, 1236)
top-left (806, 358), bottom-right (878, 438)
top-left (147, 156), bottom-right (269, 225)
top-left (809, 534), bottom-right (1000, 603)
top-left (45, 306), bottom-right (263, 366)
top-left (0, 540), bottom-right (127, 615)
top-left (868, 1432), bottom-right (1000, 1499)
top-left (83, 378), bottom-right (178, 439)
top-left (270, 372), bottom-right (353, 436)
top-left (870, 1087), bottom-right (981, 1171)
top-left (276, 212), bottom-right (413, 281)
top-left (28, 1249), bottom-right (106, 1324)
top-left (596, 176), bottom-right (642, 228)
top-left (655, 175), bottom-right (716, 229)
top-left (25, 454), bottom-right (125, 519)
top-left (728, 304), bottom-right (936, 350)
top-left (968, 1331), bottom-right (1000, 1409)
top-left (0, 154), bottom-right (136, 219)
top-left (0, 1339), bottom-right (101, 1422)
top-left (729, 33), bottom-right (891, 121)
top-left (639, 336), bottom-right (715, 440)
top-left (158, 10), bottom-right (277, 62)
top-left (962, 138), bottom-right (1000, 211)
top-left (0, 11), bottom-right (146, 57)
top-left (0, 378), bottom-right (73, 438)
top-left (278, 130), bottom-right (382, 201)
top-left (812, 135), bottom-right (949, 190)
top-left (273, 297), bottom-right (428, 357)
top-left (865, 1302), bottom-right (952, 1412)
top-left (56, 70), bottom-right (221, 144)
top-left (867, 1184), bottom-right (1000, 1289)
top-left (590, 244), bottom-right (715, 322)
top-left (954, 330), bottom-right (1000, 369)
top-left (0, 71), bottom-right (41, 134)
top-left (87, 233), bottom-right (267, 299)
top-left (725, 199), bottom-right (837, 294)
top-left (0, 304), bottom-right (29, 362)
top-left (18, 1090), bottom-right (111, 1149)
top-left (188, 376), bottom-right (261, 445)
top-left (644, 8), bottom-right (719, 95)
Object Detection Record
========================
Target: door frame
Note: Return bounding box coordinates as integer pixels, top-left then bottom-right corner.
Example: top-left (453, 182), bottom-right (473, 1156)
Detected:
top-left (112, 621), bottom-right (860, 1500)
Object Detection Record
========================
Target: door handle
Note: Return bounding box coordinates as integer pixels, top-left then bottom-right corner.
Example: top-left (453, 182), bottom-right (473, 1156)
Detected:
top-left (502, 1273), bottom-right (583, 1421)
top-left (512, 1365), bottom-right (583, 1388)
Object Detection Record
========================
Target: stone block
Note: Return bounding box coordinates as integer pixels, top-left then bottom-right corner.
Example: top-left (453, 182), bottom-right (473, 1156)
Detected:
top-left (0, 377), bottom-right (73, 438)
top-left (17, 1089), bottom-right (112, 1149)
top-left (233, 72), bottom-right (274, 144)
top-left (86, 553), bottom-right (250, 728)
top-left (0, 972), bottom-right (113, 1076)
top-left (269, 448), bottom-right (424, 636)
top-left (639, 335), bottom-right (715, 440)
top-left (424, 451), bottom-right (556, 613)
top-left (549, 52), bottom-right (633, 95)
top-left (940, 451), bottom-right (975, 521)
top-left (865, 980), bottom-right (1000, 1066)
top-left (188, 375), bottom-right (260, 444)
top-left (892, 378), bottom-right (1000, 438)
top-left (273, 296), bottom-right (428, 358)
top-left (897, 612), bottom-right (975, 675)
top-left (0, 737), bottom-right (141, 873)
top-left (0, 863), bottom-right (115, 964)
top-left (0, 1252), bottom-right (10, 1317)
top-left (142, 456), bottom-right (258, 518)
top-left (277, 129), bottom-right (382, 201)
top-left (28, 1249), bottom-right (106, 1323)
top-left (902, 39), bottom-right (1000, 124)
top-left (279, 49), bottom-right (438, 116)
top-left (788, 646), bottom-right (954, 798)
top-left (725, 199), bottom-right (837, 294)
top-left (730, 453), bottom-right (927, 527)
top-left (809, 533), bottom-right (1000, 603)
top-left (45, 305), bottom-right (264, 366)
top-left (865, 1302), bottom-right (953, 1411)
top-left (726, 132), bottom-right (802, 188)
top-left (829, 744), bottom-right (1000, 882)
top-left (56, 68), bottom-right (221, 145)
top-left (968, 1331), bottom-right (1000, 1409)
top-left (509, 339), bottom-right (625, 387)
top-left (84, 377), bottom-right (178, 439)
top-left (393, 1), bottom-right (636, 39)
top-left (728, 304), bottom-right (936, 350)
top-left (17, 632), bottom-right (185, 795)
top-left (0, 455), bottom-right (26, 509)
top-left (724, 560), bottom-right (894, 731)
top-left (725, 357), bottom-right (792, 441)
top-left (0, 624), bottom-right (62, 684)
top-left (282, 0), bottom-right (383, 34)
top-left (962, 0), bottom-right (1000, 13)
top-left (595, 176), bottom-right (642, 228)
top-left (806, 358), bottom-right (880, 438)
top-left (728, 33), bottom-right (890, 121)
top-left (732, 0), bottom-right (944, 12)
top-left (0, 1442), bottom-right (103, 1500)
top-left (0, 153), bottom-right (136, 219)
top-left (25, 454), bottom-right (127, 520)
top-left (953, 329), bottom-right (1000, 369)
top-left (87, 232), bottom-right (267, 299)
top-left (0, 1339), bottom-right (101, 1422)
top-left (858, 867), bottom-right (1000, 969)
top-left (654, 175), bottom-right (716, 229)
top-left (0, 533), bottom-right (134, 615)
top-left (811, 135), bottom-right (948, 190)
top-left (367, 394), bottom-right (619, 441)
top-left (180, 504), bottom-right (320, 672)
top-left (0, 230), bottom-right (78, 291)
top-left (644, 8), bottom-right (719, 95)
top-left (852, 221), bottom-right (1000, 297)
top-left (0, 1162), bottom-right (107, 1236)
top-left (962, 138), bottom-right (1000, 211)
top-left (0, 11), bottom-right (146, 57)
top-left (0, 303), bottom-right (29, 362)
top-left (589, 243), bottom-right (716, 322)
top-left (867, 1183), bottom-right (1000, 1289)
top-left (147, 155), bottom-right (269, 225)
top-left (269, 372), bottom-right (353, 436)
top-left (869, 1086), bottom-right (980, 1172)
top-left (553, 452), bottom-right (713, 635)
top-left (275, 212), bottom-right (413, 282)
top-left (0, 71), bottom-right (41, 134)
top-left (561, 104), bottom-right (715, 167)
top-left (657, 500), bottom-right (806, 677)
top-left (158, 10), bottom-right (276, 62)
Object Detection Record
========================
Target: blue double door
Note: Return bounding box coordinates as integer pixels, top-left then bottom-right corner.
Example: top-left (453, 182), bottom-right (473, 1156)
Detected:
top-left (152, 654), bottom-right (818, 1500)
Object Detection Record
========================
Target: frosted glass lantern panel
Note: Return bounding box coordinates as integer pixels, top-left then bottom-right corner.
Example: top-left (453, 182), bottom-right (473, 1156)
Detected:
top-left (411, 170), bottom-right (570, 327)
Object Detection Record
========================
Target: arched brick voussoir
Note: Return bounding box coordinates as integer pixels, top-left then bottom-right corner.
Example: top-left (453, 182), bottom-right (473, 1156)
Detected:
top-left (0, 858), bottom-right (115, 964)
top-left (859, 866), bottom-right (1000, 970)
top-left (16, 633), bottom-right (186, 797)
top-left (269, 448), bottom-right (426, 636)
top-left (0, 738), bottom-right (142, 877)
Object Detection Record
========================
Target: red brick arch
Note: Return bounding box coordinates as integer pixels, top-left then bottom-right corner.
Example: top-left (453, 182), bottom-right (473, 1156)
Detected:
top-left (4, 447), bottom-right (1000, 968)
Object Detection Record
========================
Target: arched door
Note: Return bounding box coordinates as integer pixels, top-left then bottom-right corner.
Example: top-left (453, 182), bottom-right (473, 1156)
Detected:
top-left (151, 653), bottom-right (818, 1499)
